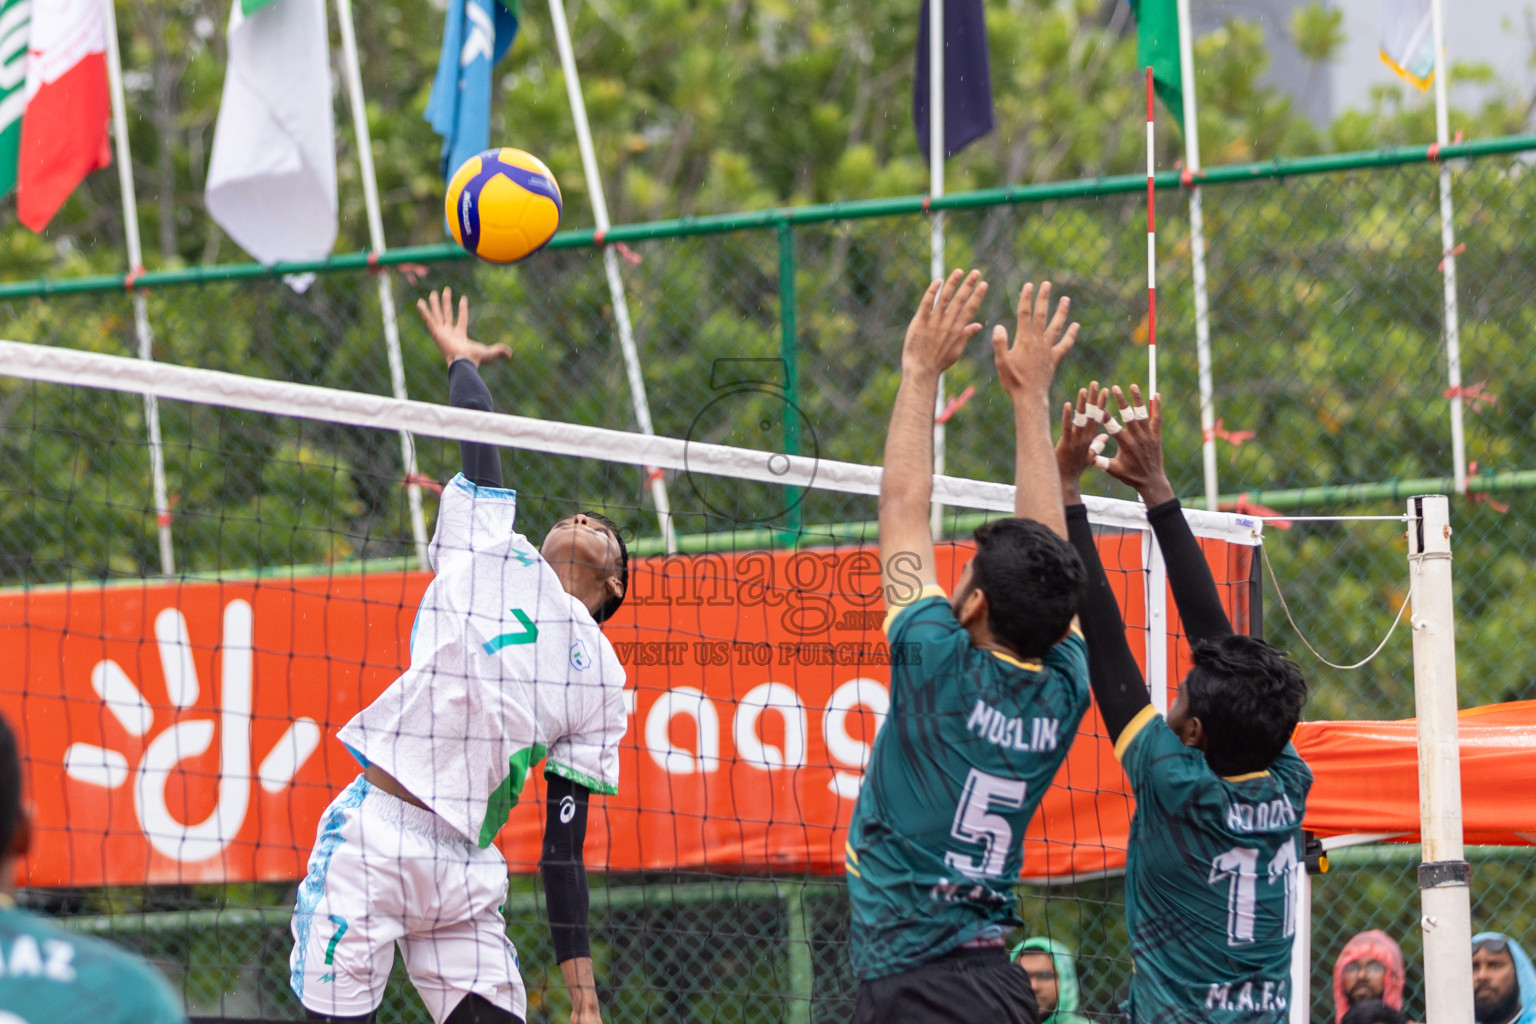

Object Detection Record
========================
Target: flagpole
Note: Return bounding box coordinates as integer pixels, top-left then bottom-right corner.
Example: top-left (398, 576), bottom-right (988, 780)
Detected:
top-left (1430, 0), bottom-right (1466, 495)
top-left (102, 0), bottom-right (174, 578)
top-left (335, 0), bottom-right (430, 570)
top-left (546, 0), bottom-right (675, 553)
top-left (1175, 0), bottom-right (1219, 511)
top-left (929, 0), bottom-right (947, 539)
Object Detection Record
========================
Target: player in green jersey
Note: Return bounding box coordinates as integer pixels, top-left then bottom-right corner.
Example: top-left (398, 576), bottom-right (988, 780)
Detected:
top-left (0, 712), bottom-right (186, 1022)
top-left (1056, 382), bottom-right (1311, 1023)
top-left (847, 271), bottom-right (1090, 1024)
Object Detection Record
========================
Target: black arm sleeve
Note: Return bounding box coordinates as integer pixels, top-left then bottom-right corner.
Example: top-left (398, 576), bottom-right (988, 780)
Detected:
top-left (447, 359), bottom-right (504, 489)
top-left (1066, 503), bottom-right (1150, 742)
top-left (1146, 498), bottom-right (1234, 642)
top-left (540, 773), bottom-right (591, 964)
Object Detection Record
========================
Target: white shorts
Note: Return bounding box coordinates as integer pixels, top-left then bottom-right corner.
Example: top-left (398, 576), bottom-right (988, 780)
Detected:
top-left (289, 776), bottom-right (526, 1023)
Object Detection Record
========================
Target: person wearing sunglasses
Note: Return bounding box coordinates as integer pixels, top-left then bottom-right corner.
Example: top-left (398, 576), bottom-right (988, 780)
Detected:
top-left (1333, 930), bottom-right (1408, 1022)
top-left (1473, 933), bottom-right (1536, 1024)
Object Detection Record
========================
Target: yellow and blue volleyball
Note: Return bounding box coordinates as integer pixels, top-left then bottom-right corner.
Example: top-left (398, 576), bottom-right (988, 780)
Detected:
top-left (445, 148), bottom-right (562, 264)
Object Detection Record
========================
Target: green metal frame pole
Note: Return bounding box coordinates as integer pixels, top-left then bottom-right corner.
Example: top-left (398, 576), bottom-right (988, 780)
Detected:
top-left (784, 881), bottom-right (814, 1024)
top-left (778, 219), bottom-right (803, 538)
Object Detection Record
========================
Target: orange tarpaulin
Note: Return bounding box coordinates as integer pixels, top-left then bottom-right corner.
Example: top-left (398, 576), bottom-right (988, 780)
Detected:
top-left (3, 540), bottom-right (1531, 889)
top-left (1293, 701), bottom-right (1536, 847)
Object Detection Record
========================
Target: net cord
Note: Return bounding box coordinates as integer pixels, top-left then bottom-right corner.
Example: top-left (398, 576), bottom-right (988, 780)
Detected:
top-left (0, 339), bottom-right (1263, 545)
top-left (1260, 538), bottom-right (1413, 670)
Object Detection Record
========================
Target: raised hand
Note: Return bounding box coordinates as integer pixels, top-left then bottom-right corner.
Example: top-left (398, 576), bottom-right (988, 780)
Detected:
top-left (416, 287), bottom-right (512, 367)
top-left (1056, 382), bottom-right (1111, 505)
top-left (992, 281), bottom-right (1079, 403)
top-left (901, 269), bottom-right (989, 378)
top-left (1099, 385), bottom-right (1175, 507)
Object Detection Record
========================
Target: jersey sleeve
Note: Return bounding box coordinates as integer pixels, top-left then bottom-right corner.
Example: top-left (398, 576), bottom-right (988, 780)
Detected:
top-left (883, 586), bottom-right (968, 698)
top-left (546, 651), bottom-right (626, 796)
top-left (429, 473), bottom-right (519, 571)
top-left (1114, 706), bottom-right (1205, 803)
top-left (1268, 742), bottom-right (1314, 804)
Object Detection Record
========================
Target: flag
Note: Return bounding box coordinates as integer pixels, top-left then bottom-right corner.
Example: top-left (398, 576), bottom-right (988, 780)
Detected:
top-left (15, 0), bottom-right (110, 231)
top-left (205, 0), bottom-right (337, 264)
top-left (425, 0), bottom-right (519, 181)
top-left (0, 0), bottom-right (30, 198)
top-left (1128, 0), bottom-right (1183, 128)
top-left (913, 0), bottom-right (994, 162)
top-left (1379, 0), bottom-right (1434, 89)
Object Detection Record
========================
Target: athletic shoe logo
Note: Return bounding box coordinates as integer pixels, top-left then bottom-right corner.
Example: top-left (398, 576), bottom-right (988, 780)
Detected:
top-left (61, 600), bottom-right (321, 862)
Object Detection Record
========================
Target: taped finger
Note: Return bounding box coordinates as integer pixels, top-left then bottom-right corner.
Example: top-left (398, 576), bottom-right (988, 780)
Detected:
top-left (1073, 411), bottom-right (1090, 427)
top-left (1094, 455), bottom-right (1112, 471)
top-left (1128, 405), bottom-right (1150, 422)
top-left (1084, 404), bottom-right (1106, 423)
top-left (1104, 417), bottom-right (1124, 435)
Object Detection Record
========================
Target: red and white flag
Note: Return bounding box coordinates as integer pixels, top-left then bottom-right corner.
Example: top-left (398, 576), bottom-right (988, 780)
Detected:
top-left (16, 0), bottom-right (110, 231)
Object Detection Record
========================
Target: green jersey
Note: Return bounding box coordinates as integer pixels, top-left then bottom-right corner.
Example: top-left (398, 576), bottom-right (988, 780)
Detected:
top-left (846, 586), bottom-right (1089, 981)
top-left (0, 900), bottom-right (185, 1023)
top-left (1116, 707), bottom-right (1313, 1022)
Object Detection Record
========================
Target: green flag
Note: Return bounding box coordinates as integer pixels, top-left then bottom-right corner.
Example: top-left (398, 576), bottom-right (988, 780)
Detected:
top-left (1129, 0), bottom-right (1184, 128)
top-left (0, 0), bottom-right (29, 197)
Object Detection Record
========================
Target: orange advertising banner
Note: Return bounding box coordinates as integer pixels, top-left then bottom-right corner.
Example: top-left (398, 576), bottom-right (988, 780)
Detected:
top-left (1, 535), bottom-right (1262, 888)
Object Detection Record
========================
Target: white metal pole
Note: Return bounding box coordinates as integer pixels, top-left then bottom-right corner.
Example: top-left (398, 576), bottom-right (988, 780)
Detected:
top-left (1289, 869), bottom-right (1311, 1024)
top-left (1175, 0), bottom-right (1219, 511)
top-left (929, 0), bottom-right (947, 539)
top-left (1407, 494), bottom-right (1473, 1024)
top-left (335, 0), bottom-right (430, 571)
top-left (102, 0), bottom-right (174, 578)
top-left (1429, 0), bottom-right (1466, 495)
top-left (1142, 531), bottom-right (1168, 713)
top-left (547, 0), bottom-right (675, 553)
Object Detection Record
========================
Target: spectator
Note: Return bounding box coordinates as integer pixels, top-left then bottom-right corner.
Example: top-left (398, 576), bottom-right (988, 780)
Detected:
top-left (1011, 937), bottom-right (1091, 1024)
top-left (0, 711), bottom-right (186, 1020)
top-left (1473, 932), bottom-right (1536, 1024)
top-left (1342, 1000), bottom-right (1407, 1024)
top-left (1334, 930), bottom-right (1407, 1021)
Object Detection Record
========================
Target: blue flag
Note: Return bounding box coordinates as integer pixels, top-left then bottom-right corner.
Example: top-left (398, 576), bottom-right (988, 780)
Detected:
top-left (913, 0), bottom-right (994, 162)
top-left (425, 0), bottom-right (521, 181)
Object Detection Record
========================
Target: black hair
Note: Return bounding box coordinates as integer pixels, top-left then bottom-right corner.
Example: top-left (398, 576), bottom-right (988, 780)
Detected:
top-left (966, 518), bottom-right (1085, 659)
top-left (575, 510), bottom-right (628, 624)
top-left (0, 712), bottom-right (19, 857)
top-left (1183, 633), bottom-right (1307, 776)
top-left (1341, 1000), bottom-right (1406, 1024)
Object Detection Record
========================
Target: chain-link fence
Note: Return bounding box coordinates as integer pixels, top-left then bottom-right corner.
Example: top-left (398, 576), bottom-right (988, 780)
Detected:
top-left (6, 137), bottom-right (1536, 1021)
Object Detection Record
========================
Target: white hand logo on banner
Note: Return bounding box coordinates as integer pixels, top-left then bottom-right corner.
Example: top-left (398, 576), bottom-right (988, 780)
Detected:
top-left (61, 600), bottom-right (321, 862)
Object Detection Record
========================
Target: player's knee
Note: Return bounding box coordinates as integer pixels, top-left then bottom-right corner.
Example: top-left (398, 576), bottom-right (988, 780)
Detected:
top-left (443, 992), bottom-right (525, 1024)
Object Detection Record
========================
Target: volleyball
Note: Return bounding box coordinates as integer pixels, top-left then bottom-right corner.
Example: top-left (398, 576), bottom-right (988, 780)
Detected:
top-left (445, 148), bottom-right (563, 264)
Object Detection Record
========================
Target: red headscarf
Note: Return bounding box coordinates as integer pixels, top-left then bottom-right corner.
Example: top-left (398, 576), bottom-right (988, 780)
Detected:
top-left (1333, 930), bottom-right (1407, 1021)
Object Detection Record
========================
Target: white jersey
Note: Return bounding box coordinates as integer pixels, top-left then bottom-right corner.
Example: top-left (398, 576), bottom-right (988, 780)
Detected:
top-left (338, 473), bottom-right (627, 848)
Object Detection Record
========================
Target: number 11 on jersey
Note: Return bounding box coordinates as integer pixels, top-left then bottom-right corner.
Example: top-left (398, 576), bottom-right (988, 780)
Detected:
top-left (1208, 839), bottom-right (1299, 946)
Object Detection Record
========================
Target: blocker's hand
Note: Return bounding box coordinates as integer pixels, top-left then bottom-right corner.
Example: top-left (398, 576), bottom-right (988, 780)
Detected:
top-left (417, 287), bottom-right (511, 368)
top-left (1056, 382), bottom-right (1111, 505)
top-left (992, 281), bottom-right (1079, 404)
top-left (1099, 385), bottom-right (1176, 507)
top-left (901, 269), bottom-right (988, 378)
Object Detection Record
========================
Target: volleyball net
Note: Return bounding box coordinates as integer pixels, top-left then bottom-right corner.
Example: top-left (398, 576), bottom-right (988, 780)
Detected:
top-left (0, 339), bottom-right (1267, 1020)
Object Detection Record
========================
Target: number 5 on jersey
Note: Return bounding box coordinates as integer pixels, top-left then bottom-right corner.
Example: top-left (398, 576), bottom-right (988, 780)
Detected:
top-left (945, 768), bottom-right (1027, 879)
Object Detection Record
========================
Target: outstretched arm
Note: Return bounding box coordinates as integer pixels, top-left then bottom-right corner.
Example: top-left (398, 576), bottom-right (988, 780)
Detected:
top-left (1057, 383), bottom-right (1148, 741)
top-left (541, 773), bottom-right (601, 1024)
top-left (994, 282), bottom-right (1079, 538)
top-left (879, 270), bottom-right (988, 603)
top-left (1099, 386), bottom-right (1233, 642)
top-left (418, 288), bottom-right (513, 489)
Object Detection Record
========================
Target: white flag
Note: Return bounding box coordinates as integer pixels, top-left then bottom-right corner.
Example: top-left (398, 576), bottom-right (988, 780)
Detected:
top-left (206, 0), bottom-right (336, 264)
top-left (1379, 0), bottom-right (1435, 90)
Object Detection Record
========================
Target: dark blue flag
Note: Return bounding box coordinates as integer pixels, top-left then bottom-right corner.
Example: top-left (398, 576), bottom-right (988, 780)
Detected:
top-left (913, 0), bottom-right (995, 162)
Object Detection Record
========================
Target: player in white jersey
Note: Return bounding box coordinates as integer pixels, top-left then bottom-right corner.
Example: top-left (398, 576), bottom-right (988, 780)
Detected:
top-left (290, 288), bottom-right (630, 1024)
